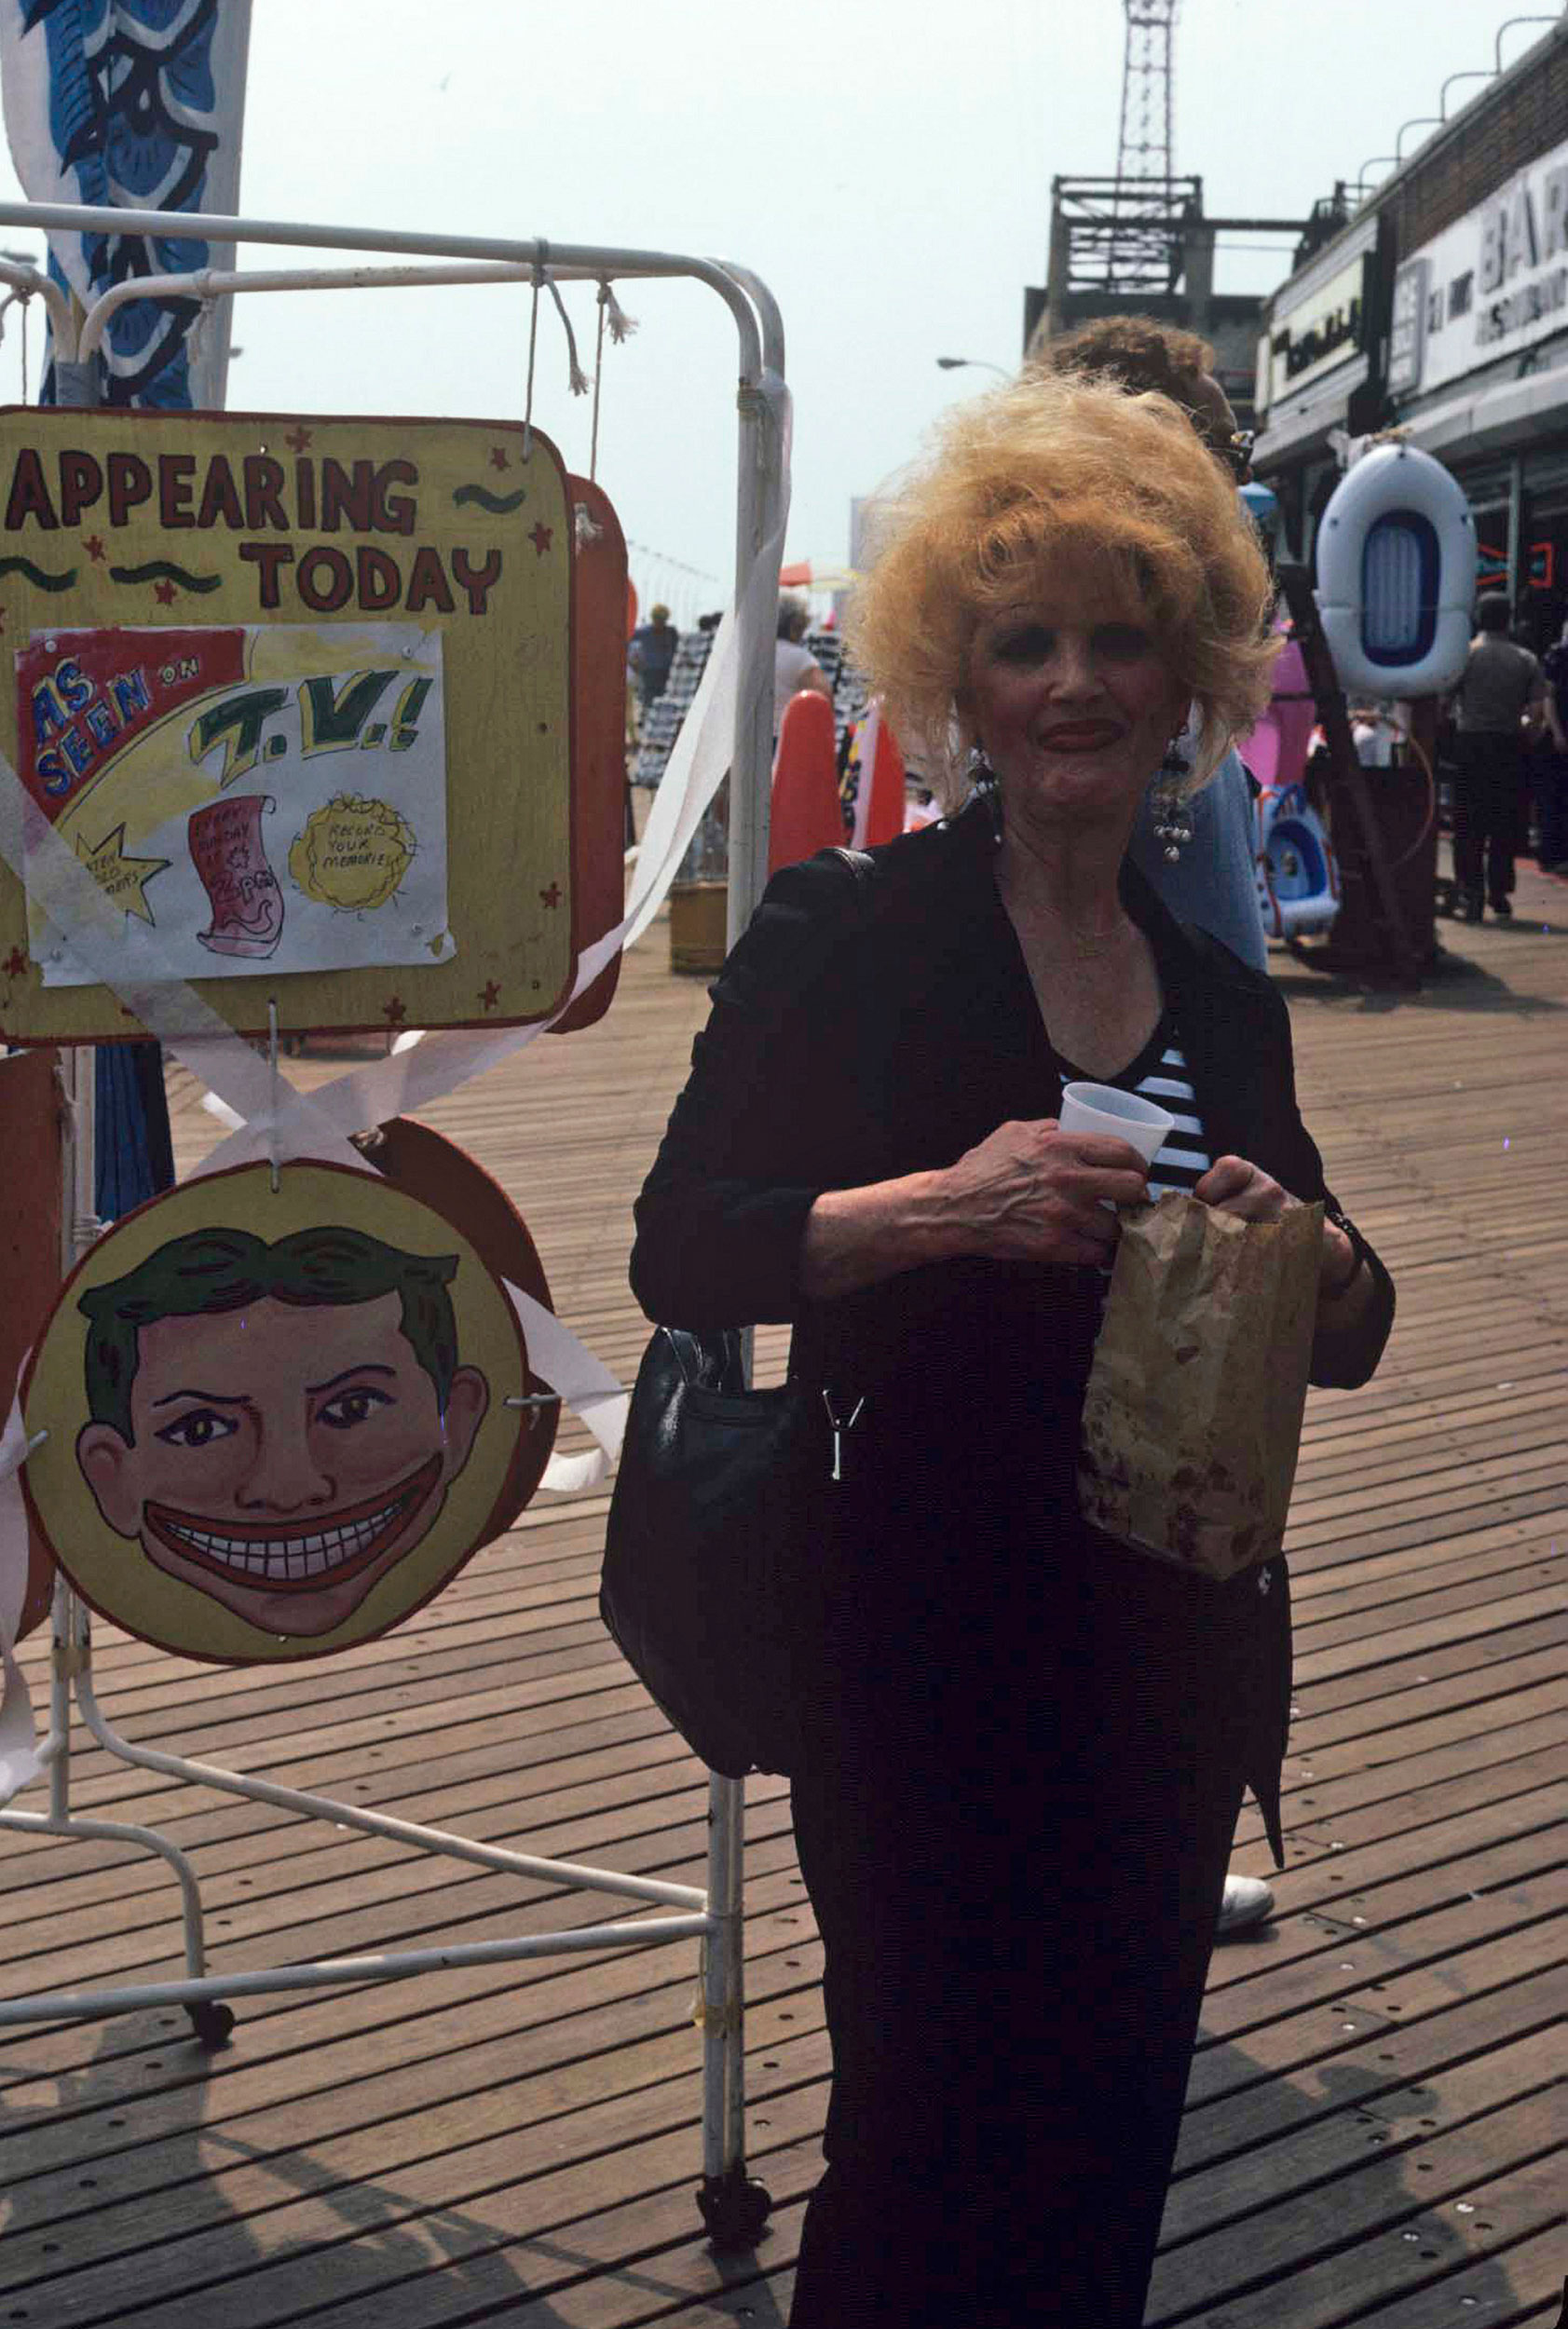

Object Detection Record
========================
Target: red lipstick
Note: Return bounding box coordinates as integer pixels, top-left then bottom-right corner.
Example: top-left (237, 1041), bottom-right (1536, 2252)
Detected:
top-left (1038, 722), bottom-right (1120, 750)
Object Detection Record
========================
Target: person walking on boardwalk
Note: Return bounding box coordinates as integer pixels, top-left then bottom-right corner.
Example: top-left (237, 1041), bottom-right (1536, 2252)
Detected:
top-left (628, 602), bottom-right (680, 710)
top-left (631, 374), bottom-right (1394, 2327)
top-left (1447, 593), bottom-right (1545, 920)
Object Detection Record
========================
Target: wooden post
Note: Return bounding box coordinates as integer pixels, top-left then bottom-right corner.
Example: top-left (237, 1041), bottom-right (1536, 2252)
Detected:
top-left (1275, 563), bottom-right (1423, 987)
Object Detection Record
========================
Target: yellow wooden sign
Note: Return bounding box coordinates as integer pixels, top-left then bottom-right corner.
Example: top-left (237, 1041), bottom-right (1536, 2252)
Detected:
top-left (0, 409), bottom-right (585, 1040)
top-left (22, 1159), bottom-right (536, 1663)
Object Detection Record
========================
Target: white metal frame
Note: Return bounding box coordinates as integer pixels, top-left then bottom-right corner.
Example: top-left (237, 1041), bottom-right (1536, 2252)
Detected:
top-left (0, 199), bottom-right (784, 2241)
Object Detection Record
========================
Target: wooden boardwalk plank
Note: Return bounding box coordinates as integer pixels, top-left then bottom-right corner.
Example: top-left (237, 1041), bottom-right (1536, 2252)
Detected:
top-left (2, 868), bottom-right (1567, 2326)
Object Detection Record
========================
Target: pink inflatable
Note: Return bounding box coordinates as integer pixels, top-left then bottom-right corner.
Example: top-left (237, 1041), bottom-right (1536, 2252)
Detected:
top-left (1243, 635), bottom-right (1315, 796)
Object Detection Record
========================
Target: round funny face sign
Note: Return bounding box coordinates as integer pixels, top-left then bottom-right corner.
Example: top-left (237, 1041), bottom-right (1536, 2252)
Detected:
top-left (21, 1161), bottom-right (534, 1663)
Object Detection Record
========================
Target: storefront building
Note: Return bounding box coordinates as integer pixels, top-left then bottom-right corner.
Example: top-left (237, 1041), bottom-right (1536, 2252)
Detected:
top-left (1389, 127), bottom-right (1568, 652)
top-left (1252, 216), bottom-right (1390, 566)
top-left (1254, 17), bottom-right (1568, 652)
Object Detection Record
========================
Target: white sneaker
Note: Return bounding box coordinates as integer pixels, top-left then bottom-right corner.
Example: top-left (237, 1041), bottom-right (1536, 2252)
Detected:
top-left (1216, 1873), bottom-right (1275, 1936)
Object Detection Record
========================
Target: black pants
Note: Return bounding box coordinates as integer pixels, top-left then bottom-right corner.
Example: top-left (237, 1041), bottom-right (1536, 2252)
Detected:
top-left (1452, 732), bottom-right (1527, 905)
top-left (1531, 743), bottom-right (1568, 868)
top-left (786, 1552), bottom-right (1284, 2329)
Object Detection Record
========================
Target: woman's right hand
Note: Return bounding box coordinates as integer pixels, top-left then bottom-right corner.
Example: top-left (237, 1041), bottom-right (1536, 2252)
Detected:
top-left (934, 1118), bottom-right (1151, 1269)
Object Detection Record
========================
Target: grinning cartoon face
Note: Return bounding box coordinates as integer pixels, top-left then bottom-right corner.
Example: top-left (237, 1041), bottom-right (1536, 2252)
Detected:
top-left (75, 1290), bottom-right (488, 1638)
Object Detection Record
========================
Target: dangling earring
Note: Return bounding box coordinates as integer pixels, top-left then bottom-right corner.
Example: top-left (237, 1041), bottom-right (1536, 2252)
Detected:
top-left (969, 746), bottom-right (1003, 845)
top-left (1151, 734), bottom-right (1193, 863)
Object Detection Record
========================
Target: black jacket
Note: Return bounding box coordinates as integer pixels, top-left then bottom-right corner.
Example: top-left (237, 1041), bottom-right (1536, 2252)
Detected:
top-left (631, 802), bottom-right (1395, 1832)
top-left (634, 799), bottom-right (1392, 1375)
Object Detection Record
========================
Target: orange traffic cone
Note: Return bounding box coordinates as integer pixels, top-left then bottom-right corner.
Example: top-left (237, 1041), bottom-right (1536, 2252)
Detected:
top-left (770, 690), bottom-right (842, 871)
top-left (855, 698), bottom-right (907, 847)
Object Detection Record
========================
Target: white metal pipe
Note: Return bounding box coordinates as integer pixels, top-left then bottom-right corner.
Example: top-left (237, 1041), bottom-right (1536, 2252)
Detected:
top-left (0, 1802), bottom-right (211, 1975)
top-left (0, 200), bottom-right (763, 380)
top-left (75, 1670), bottom-right (709, 1912)
top-left (701, 1772), bottom-right (749, 2182)
top-left (715, 259), bottom-right (785, 380)
top-left (725, 376), bottom-right (786, 951)
top-left (45, 1574), bottom-right (74, 1818)
top-left (76, 260), bottom-right (562, 364)
top-left (0, 205), bottom-right (785, 2208)
top-left (0, 259), bottom-right (75, 356)
top-left (0, 1914), bottom-right (716, 2026)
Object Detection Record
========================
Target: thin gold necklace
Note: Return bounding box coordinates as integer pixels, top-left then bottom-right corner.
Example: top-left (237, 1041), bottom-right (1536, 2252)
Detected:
top-left (1026, 924), bottom-right (1135, 963)
top-left (998, 875), bottom-right (1135, 963)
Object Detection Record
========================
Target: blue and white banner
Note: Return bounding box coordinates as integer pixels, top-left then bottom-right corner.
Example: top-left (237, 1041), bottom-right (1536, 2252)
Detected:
top-left (0, 0), bottom-right (252, 409)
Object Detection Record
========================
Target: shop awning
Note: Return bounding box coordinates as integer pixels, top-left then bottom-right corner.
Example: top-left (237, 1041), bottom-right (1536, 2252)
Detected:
top-left (1400, 361), bottom-right (1568, 464)
top-left (1253, 355), bottom-right (1370, 472)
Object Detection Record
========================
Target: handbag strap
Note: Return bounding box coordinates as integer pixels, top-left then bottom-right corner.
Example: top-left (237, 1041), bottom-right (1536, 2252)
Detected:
top-left (830, 845), bottom-right (876, 892)
top-left (662, 1324), bottom-right (745, 1394)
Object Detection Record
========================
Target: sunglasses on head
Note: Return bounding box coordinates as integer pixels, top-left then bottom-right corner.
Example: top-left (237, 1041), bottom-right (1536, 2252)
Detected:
top-left (1217, 429), bottom-right (1256, 481)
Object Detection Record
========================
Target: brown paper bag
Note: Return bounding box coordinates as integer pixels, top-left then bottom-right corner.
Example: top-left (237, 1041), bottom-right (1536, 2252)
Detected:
top-left (1078, 1192), bottom-right (1324, 1580)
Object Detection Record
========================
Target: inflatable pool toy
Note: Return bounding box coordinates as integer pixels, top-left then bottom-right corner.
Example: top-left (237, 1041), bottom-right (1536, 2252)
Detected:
top-left (1315, 443), bottom-right (1477, 699)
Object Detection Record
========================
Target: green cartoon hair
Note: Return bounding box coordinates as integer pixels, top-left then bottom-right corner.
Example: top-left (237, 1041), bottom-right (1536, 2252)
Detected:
top-left (78, 1225), bottom-right (461, 1443)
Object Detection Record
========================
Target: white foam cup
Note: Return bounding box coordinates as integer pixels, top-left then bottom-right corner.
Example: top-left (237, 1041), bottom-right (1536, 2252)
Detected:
top-left (1057, 1080), bottom-right (1174, 1171)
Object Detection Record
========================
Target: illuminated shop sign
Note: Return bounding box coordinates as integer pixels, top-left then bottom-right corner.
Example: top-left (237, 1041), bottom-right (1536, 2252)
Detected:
top-left (1389, 134), bottom-right (1568, 397)
top-left (1261, 253), bottom-right (1370, 413)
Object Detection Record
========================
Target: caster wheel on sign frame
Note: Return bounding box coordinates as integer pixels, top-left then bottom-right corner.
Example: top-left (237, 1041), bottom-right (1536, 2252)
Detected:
top-left (186, 2000), bottom-right (236, 2050)
top-left (696, 2164), bottom-right (773, 2251)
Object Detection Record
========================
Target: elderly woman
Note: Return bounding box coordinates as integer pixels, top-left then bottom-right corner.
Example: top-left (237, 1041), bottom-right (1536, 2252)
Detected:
top-left (631, 376), bottom-right (1394, 2328)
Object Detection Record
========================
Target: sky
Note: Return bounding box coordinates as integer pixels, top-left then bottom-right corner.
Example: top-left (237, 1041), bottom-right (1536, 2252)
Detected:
top-left (0, 0), bottom-right (1557, 624)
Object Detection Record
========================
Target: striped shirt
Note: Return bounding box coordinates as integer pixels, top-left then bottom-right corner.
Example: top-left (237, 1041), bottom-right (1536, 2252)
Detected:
top-left (1058, 1017), bottom-right (1212, 1316)
top-left (1131, 1030), bottom-right (1212, 1199)
top-left (1058, 1015), bottom-right (1212, 1200)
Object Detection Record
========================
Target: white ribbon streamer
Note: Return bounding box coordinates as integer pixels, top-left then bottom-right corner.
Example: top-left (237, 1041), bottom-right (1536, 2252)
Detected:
top-left (0, 1382), bottom-right (45, 1806)
top-left (504, 1283), bottom-right (629, 1494)
top-left (0, 770), bottom-right (372, 1178)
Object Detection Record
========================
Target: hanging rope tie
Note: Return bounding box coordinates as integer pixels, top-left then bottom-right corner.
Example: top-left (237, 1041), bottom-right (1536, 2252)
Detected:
top-left (590, 283), bottom-right (608, 484)
top-left (0, 286), bottom-right (32, 404)
top-left (545, 275), bottom-right (589, 398)
top-left (601, 281), bottom-right (638, 345)
top-left (185, 296), bottom-right (213, 388)
top-left (589, 279), bottom-right (637, 485)
top-left (522, 260), bottom-right (543, 462)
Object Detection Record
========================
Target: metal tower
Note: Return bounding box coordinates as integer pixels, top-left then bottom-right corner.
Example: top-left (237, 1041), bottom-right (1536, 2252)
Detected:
top-left (1108, 0), bottom-right (1184, 291)
top-left (1116, 0), bottom-right (1179, 190)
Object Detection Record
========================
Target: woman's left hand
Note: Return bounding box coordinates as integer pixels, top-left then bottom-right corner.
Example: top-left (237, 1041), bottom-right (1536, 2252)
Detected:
top-left (1195, 1154), bottom-right (1358, 1300)
top-left (1193, 1154), bottom-right (1299, 1222)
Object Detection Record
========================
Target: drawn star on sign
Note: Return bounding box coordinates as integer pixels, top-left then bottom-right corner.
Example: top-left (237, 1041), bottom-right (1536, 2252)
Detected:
top-left (74, 825), bottom-right (171, 924)
top-left (479, 980), bottom-right (501, 1011)
top-left (539, 881), bottom-right (561, 909)
top-left (529, 522), bottom-right (552, 555)
top-left (84, 535), bottom-right (106, 562)
top-left (285, 426), bottom-right (312, 452)
top-left (4, 945), bottom-right (27, 978)
top-left (381, 994), bottom-right (407, 1028)
top-left (154, 578), bottom-right (177, 605)
top-left (490, 446), bottom-right (510, 471)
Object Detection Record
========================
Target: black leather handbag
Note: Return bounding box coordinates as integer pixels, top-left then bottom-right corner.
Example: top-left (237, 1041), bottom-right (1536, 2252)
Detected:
top-left (599, 1325), bottom-right (834, 1777)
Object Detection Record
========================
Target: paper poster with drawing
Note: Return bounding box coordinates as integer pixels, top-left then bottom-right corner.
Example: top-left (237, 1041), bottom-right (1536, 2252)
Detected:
top-left (17, 622), bottom-right (452, 984)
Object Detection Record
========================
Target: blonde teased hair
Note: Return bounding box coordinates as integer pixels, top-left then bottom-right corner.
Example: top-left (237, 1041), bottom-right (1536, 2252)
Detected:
top-left (845, 373), bottom-right (1279, 808)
